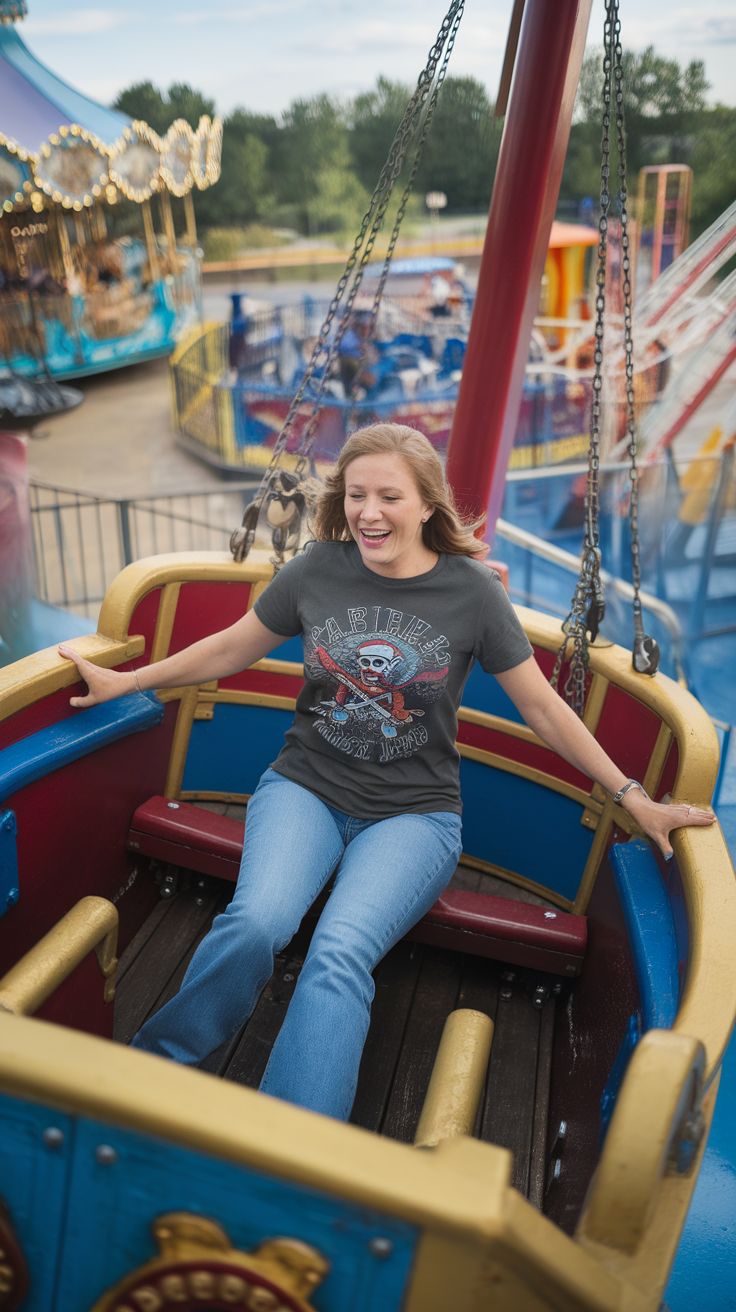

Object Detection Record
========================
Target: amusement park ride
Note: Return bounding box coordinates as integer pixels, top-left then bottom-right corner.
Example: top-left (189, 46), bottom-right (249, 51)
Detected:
top-left (0, 0), bottom-right (221, 396)
top-left (0, 4), bottom-right (735, 1312)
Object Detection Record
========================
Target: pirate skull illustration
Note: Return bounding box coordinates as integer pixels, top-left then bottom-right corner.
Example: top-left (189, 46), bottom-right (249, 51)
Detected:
top-left (355, 640), bottom-right (403, 685)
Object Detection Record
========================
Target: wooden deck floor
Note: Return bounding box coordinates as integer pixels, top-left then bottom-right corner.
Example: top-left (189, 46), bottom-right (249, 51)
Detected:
top-left (115, 809), bottom-right (556, 1206)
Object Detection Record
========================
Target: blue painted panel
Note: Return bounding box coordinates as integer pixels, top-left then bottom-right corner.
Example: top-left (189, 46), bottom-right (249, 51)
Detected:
top-left (0, 692), bottom-right (163, 804)
top-left (610, 840), bottom-right (679, 1030)
top-left (0, 809), bottom-right (18, 918)
top-left (0, 1092), bottom-right (74, 1312)
top-left (667, 1027), bottom-right (736, 1311)
top-left (274, 633), bottom-right (305, 663)
top-left (461, 660), bottom-right (526, 724)
top-left (182, 703), bottom-right (295, 796)
top-left (57, 1117), bottom-right (416, 1312)
top-left (458, 756), bottom-right (594, 902)
top-left (600, 1014), bottom-right (642, 1143)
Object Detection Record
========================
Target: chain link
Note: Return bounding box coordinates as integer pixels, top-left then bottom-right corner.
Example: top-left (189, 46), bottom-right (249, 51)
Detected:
top-left (231, 0), bottom-right (464, 563)
top-left (551, 2), bottom-right (615, 715)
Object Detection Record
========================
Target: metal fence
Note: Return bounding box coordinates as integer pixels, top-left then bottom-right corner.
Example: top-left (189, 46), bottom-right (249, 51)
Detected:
top-left (29, 480), bottom-right (257, 619)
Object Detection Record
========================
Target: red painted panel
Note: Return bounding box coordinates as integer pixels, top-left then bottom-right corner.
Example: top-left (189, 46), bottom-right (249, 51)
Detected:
top-left (35, 951), bottom-right (114, 1038)
top-left (595, 685), bottom-right (662, 782)
top-left (0, 701), bottom-right (178, 1036)
top-left (407, 923), bottom-right (583, 976)
top-left (129, 832), bottom-right (240, 883)
top-left (167, 581), bottom-right (252, 656)
top-left (456, 720), bottom-right (593, 792)
top-left (419, 888), bottom-right (586, 954)
top-left (219, 669), bottom-right (304, 697)
top-left (131, 796), bottom-right (245, 861)
top-left (127, 587), bottom-right (163, 664)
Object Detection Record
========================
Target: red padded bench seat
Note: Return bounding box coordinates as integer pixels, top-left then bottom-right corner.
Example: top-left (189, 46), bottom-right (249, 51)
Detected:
top-left (128, 796), bottom-right (587, 976)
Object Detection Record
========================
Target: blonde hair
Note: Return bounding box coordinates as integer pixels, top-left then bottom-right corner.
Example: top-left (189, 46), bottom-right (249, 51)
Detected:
top-left (313, 423), bottom-right (485, 556)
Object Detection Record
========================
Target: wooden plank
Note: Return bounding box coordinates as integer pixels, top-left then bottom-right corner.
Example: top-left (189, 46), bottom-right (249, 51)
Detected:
top-left (381, 947), bottom-right (462, 1144)
top-left (481, 979), bottom-right (541, 1195)
top-left (223, 953), bottom-right (303, 1089)
top-left (147, 890), bottom-right (230, 1020)
top-left (350, 941), bottom-right (425, 1133)
top-left (528, 995), bottom-right (556, 1209)
top-left (116, 894), bottom-right (175, 984)
top-left (113, 885), bottom-right (222, 1045)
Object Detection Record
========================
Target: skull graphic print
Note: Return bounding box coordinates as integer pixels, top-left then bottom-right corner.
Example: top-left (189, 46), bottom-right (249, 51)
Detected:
top-left (304, 609), bottom-right (450, 764)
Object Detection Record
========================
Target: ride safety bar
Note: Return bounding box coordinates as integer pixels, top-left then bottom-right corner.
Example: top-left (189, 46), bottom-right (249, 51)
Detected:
top-left (414, 1009), bottom-right (494, 1149)
top-left (0, 896), bottom-right (118, 1016)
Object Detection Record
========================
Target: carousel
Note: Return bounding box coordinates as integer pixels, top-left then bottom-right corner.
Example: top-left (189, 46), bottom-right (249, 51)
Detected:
top-left (0, 0), bottom-right (222, 385)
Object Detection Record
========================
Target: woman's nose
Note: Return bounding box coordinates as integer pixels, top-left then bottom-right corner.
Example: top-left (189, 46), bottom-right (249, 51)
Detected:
top-left (360, 498), bottom-right (383, 521)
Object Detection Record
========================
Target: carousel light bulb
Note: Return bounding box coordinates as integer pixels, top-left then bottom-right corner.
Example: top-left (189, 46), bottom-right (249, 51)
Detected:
top-left (2, 200), bottom-right (13, 213)
top-left (59, 126), bottom-right (68, 137)
top-left (13, 191), bottom-right (23, 203)
top-left (70, 124), bottom-right (80, 136)
top-left (72, 200), bottom-right (82, 211)
top-left (22, 180), bottom-right (32, 192)
top-left (92, 184), bottom-right (101, 196)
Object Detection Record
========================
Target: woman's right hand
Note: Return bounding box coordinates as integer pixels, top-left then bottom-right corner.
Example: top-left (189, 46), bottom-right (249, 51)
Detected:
top-left (58, 643), bottom-right (138, 708)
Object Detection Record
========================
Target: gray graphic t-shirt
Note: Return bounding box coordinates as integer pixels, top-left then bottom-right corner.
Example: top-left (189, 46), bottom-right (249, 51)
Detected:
top-left (254, 541), bottom-right (533, 819)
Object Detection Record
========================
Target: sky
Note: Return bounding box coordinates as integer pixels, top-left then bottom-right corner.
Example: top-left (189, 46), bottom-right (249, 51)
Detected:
top-left (18, 0), bottom-right (736, 119)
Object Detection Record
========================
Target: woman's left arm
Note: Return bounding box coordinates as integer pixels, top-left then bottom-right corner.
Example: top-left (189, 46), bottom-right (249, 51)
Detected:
top-left (495, 655), bottom-right (715, 859)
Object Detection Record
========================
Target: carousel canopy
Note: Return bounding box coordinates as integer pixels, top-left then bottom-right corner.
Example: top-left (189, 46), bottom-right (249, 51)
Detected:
top-left (0, 3), bottom-right (221, 210)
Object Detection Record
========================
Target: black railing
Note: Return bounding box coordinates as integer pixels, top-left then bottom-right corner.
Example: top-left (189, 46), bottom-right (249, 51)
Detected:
top-left (29, 481), bottom-right (257, 619)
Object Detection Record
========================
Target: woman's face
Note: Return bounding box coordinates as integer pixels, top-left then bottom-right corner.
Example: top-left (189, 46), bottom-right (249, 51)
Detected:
top-left (343, 452), bottom-right (436, 578)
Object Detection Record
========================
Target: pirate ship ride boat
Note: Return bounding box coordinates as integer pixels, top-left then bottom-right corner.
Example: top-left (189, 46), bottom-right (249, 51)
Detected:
top-left (0, 3), bottom-right (735, 1311)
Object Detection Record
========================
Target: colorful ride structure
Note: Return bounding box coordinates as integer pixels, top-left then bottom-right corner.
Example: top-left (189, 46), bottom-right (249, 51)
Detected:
top-left (171, 223), bottom-right (602, 478)
top-left (0, 1), bottom-right (221, 381)
top-left (0, 3), bottom-right (735, 1312)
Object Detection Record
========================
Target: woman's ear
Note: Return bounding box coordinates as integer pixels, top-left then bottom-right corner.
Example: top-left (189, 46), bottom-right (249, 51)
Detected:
top-left (422, 505), bottom-right (435, 523)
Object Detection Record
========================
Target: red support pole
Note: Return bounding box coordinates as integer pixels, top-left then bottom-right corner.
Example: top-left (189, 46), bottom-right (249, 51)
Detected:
top-left (445, 0), bottom-right (593, 540)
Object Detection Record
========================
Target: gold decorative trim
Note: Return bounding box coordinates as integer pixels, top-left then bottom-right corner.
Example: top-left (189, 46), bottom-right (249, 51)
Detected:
top-left (0, 896), bottom-right (118, 1014)
top-left (250, 657), bottom-right (304, 677)
top-left (150, 582), bottom-right (181, 665)
top-left (0, 635), bottom-right (144, 724)
top-left (458, 853), bottom-right (574, 911)
top-left (200, 690), bottom-right (297, 713)
top-left (164, 688), bottom-right (199, 800)
top-left (97, 554), bottom-right (274, 645)
top-left (643, 722), bottom-right (675, 798)
top-left (583, 673), bottom-right (609, 734)
top-left (90, 1214), bottom-right (328, 1312)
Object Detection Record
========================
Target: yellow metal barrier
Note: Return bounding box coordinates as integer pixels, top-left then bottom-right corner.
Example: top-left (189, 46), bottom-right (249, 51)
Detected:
top-left (0, 896), bottom-right (118, 1015)
top-left (414, 1010), bottom-right (494, 1149)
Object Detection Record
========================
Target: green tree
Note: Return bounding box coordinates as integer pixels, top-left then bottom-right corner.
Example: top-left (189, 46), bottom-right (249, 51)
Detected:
top-left (113, 81), bottom-right (215, 135)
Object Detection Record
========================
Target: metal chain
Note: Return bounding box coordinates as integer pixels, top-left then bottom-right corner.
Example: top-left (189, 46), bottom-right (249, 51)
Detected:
top-left (610, 1), bottom-right (659, 674)
top-left (231, 0), bottom-right (464, 562)
top-left (350, 0), bottom-right (465, 390)
top-left (550, 5), bottom-right (615, 715)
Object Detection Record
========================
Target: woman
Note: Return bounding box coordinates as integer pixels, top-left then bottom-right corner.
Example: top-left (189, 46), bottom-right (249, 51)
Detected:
top-left (59, 423), bottom-right (714, 1121)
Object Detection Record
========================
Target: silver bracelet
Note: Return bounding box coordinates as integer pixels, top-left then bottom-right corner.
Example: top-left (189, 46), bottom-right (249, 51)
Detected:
top-left (132, 668), bottom-right (143, 694)
top-left (612, 778), bottom-right (648, 804)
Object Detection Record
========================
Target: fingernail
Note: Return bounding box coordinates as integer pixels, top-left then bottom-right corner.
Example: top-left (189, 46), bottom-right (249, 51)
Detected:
top-left (665, 850), bottom-right (674, 861)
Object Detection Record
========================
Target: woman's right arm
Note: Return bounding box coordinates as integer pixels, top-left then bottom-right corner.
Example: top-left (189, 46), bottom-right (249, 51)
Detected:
top-left (58, 608), bottom-right (287, 709)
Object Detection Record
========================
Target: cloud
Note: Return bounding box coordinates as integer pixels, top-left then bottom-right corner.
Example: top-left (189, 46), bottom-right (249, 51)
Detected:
top-left (23, 8), bottom-right (129, 35)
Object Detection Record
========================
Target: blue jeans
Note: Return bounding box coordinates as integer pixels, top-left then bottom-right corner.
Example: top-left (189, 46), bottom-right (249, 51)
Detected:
top-left (132, 768), bottom-right (462, 1120)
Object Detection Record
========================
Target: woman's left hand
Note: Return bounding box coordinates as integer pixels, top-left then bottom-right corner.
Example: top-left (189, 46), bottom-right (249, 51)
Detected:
top-left (620, 790), bottom-right (716, 860)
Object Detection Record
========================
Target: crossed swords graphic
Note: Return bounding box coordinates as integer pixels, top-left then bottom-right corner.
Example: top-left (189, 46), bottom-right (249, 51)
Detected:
top-left (315, 646), bottom-right (424, 727)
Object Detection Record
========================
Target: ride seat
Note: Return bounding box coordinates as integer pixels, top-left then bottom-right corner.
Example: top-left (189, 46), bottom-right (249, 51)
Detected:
top-left (127, 797), bottom-right (587, 977)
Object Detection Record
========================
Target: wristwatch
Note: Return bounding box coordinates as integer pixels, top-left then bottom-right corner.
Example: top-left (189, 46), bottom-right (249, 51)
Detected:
top-left (612, 778), bottom-right (649, 804)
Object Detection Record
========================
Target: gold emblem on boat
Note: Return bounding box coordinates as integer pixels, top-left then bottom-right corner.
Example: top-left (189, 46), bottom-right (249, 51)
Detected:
top-left (89, 1213), bottom-right (329, 1312)
top-left (0, 1198), bottom-right (29, 1312)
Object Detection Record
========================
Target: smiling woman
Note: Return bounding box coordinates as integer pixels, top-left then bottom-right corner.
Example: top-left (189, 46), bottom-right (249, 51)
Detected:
top-left (55, 422), bottom-right (715, 1125)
